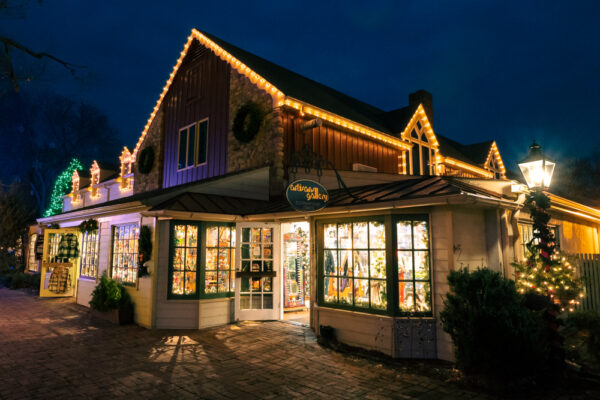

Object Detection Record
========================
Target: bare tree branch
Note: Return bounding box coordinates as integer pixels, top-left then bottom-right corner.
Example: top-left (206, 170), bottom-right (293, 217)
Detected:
top-left (0, 36), bottom-right (86, 91)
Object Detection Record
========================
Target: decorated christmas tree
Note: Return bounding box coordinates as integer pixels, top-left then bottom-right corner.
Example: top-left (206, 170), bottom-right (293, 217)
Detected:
top-left (43, 158), bottom-right (83, 217)
top-left (512, 191), bottom-right (584, 311)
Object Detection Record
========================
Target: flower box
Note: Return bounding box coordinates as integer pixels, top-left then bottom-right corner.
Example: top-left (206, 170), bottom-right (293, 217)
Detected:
top-left (91, 307), bottom-right (133, 325)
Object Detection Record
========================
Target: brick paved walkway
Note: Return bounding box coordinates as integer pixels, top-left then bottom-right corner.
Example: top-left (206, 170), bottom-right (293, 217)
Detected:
top-left (0, 288), bottom-right (592, 400)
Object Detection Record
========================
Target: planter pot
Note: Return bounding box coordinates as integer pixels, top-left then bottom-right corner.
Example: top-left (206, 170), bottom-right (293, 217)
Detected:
top-left (91, 307), bottom-right (133, 325)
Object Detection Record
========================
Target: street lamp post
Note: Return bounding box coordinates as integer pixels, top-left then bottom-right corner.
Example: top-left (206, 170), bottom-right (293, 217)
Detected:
top-left (518, 140), bottom-right (556, 192)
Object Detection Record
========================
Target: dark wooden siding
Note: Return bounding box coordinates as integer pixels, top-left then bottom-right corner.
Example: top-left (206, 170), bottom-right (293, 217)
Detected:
top-left (162, 40), bottom-right (230, 189)
top-left (283, 113), bottom-right (399, 174)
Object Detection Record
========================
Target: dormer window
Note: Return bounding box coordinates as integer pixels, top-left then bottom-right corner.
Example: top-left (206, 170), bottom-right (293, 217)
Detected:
top-left (119, 147), bottom-right (133, 191)
top-left (407, 119), bottom-right (437, 176)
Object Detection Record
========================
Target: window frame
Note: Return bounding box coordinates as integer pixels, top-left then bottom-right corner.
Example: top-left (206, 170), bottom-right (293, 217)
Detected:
top-left (110, 223), bottom-right (139, 286)
top-left (176, 119), bottom-right (209, 171)
top-left (393, 215), bottom-right (433, 317)
top-left (317, 215), bottom-right (392, 315)
top-left (80, 230), bottom-right (100, 280)
top-left (517, 221), bottom-right (560, 259)
top-left (167, 221), bottom-right (236, 300)
top-left (201, 222), bottom-right (235, 299)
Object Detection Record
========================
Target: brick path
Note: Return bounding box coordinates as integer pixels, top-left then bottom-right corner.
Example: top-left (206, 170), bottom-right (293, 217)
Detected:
top-left (0, 288), bottom-right (589, 400)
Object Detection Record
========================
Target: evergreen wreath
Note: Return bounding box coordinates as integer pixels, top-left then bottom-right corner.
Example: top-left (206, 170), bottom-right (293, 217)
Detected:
top-left (78, 218), bottom-right (98, 233)
top-left (138, 225), bottom-right (153, 277)
top-left (138, 146), bottom-right (155, 174)
top-left (233, 102), bottom-right (264, 143)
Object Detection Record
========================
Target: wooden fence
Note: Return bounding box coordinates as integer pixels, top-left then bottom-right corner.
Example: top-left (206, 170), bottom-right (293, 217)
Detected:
top-left (576, 254), bottom-right (600, 313)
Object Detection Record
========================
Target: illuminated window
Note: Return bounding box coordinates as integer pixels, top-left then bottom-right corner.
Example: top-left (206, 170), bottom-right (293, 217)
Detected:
top-left (396, 218), bottom-right (432, 315)
top-left (204, 225), bottom-right (235, 295)
top-left (168, 222), bottom-right (235, 299)
top-left (177, 119), bottom-right (208, 170)
top-left (27, 234), bottom-right (38, 272)
top-left (170, 224), bottom-right (199, 297)
top-left (80, 231), bottom-right (99, 279)
top-left (322, 220), bottom-right (387, 311)
top-left (111, 224), bottom-right (139, 284)
top-left (407, 120), bottom-right (436, 175)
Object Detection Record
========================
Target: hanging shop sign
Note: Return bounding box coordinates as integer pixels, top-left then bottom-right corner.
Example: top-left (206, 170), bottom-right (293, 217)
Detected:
top-left (286, 179), bottom-right (329, 212)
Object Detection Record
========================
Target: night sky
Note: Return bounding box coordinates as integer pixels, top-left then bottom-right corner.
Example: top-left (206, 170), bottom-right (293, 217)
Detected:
top-left (3, 1), bottom-right (600, 169)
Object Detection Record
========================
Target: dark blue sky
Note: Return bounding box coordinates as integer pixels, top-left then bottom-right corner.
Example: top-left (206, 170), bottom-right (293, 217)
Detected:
top-left (4, 1), bottom-right (600, 169)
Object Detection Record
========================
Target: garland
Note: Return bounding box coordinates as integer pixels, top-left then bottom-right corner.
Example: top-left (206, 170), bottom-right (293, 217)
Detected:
top-left (233, 102), bottom-right (264, 143)
top-left (512, 191), bottom-right (583, 311)
top-left (78, 218), bottom-right (98, 233)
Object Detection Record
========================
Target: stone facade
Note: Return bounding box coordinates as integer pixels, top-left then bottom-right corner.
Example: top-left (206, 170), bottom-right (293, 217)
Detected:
top-left (228, 69), bottom-right (284, 197)
top-left (133, 107), bottom-right (165, 194)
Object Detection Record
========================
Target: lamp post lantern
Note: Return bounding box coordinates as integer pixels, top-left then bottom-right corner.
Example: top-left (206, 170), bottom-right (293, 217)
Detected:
top-left (518, 140), bottom-right (555, 191)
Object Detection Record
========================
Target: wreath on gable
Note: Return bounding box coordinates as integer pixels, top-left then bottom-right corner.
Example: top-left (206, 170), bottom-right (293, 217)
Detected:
top-left (138, 146), bottom-right (155, 174)
top-left (233, 102), bottom-right (264, 144)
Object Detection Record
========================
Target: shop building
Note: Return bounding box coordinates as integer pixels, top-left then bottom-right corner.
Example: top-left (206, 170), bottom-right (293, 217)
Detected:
top-left (33, 29), bottom-right (600, 361)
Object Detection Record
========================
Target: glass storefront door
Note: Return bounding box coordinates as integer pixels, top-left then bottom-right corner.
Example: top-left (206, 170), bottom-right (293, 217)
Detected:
top-left (282, 222), bottom-right (310, 311)
top-left (234, 222), bottom-right (280, 321)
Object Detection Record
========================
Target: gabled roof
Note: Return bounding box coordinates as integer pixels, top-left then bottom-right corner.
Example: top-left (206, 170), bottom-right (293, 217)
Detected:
top-left (200, 31), bottom-right (391, 134)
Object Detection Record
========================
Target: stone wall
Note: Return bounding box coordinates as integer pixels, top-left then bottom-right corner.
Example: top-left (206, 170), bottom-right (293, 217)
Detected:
top-left (133, 107), bottom-right (165, 194)
top-left (228, 69), bottom-right (284, 197)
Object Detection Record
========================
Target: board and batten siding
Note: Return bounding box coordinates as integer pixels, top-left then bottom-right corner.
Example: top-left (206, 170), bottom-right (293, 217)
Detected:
top-left (283, 113), bottom-right (400, 174)
top-left (162, 39), bottom-right (231, 189)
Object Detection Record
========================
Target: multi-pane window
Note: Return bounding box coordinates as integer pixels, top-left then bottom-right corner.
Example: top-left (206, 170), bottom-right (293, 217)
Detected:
top-left (323, 221), bottom-right (387, 311)
top-left (27, 234), bottom-right (38, 272)
top-left (396, 219), bottom-right (431, 314)
top-left (407, 121), bottom-right (436, 176)
top-left (80, 231), bottom-right (99, 279)
top-left (177, 119), bottom-right (208, 170)
top-left (111, 224), bottom-right (139, 284)
top-left (205, 225), bottom-right (235, 295)
top-left (171, 224), bottom-right (198, 296)
top-left (518, 222), bottom-right (560, 258)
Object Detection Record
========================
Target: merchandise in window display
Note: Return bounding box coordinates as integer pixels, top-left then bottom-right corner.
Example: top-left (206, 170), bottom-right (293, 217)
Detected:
top-left (397, 220), bottom-right (431, 314)
top-left (323, 221), bottom-right (387, 310)
top-left (204, 225), bottom-right (235, 295)
top-left (282, 222), bottom-right (310, 309)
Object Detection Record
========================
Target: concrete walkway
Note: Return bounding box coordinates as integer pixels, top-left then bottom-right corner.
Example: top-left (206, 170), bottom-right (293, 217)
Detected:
top-left (0, 288), bottom-right (575, 399)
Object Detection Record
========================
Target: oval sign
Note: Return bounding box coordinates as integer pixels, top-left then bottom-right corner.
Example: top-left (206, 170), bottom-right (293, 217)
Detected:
top-left (286, 179), bottom-right (329, 212)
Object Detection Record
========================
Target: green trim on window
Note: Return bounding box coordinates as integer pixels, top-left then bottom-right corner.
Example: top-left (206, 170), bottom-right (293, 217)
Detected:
top-left (393, 214), bottom-right (432, 317)
top-left (167, 221), bottom-right (236, 300)
top-left (316, 215), bottom-right (392, 316)
top-left (199, 222), bottom-right (235, 299)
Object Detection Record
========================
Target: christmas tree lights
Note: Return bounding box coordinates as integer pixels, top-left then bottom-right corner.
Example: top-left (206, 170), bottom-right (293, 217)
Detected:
top-left (43, 158), bottom-right (84, 217)
top-left (512, 191), bottom-right (584, 311)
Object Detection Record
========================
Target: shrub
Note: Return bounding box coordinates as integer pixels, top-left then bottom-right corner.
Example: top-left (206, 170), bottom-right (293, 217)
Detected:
top-left (89, 272), bottom-right (133, 312)
top-left (440, 268), bottom-right (551, 383)
top-left (561, 310), bottom-right (600, 372)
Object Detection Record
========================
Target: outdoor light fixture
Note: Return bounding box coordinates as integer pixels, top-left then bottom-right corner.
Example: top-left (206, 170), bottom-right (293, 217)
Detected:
top-left (518, 140), bottom-right (555, 190)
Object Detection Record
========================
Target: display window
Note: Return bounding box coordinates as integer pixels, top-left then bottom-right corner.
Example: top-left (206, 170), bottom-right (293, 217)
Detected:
top-left (168, 221), bottom-right (235, 299)
top-left (204, 225), bottom-right (235, 295)
top-left (396, 217), bottom-right (432, 315)
top-left (111, 224), bottom-right (139, 284)
top-left (27, 234), bottom-right (38, 272)
top-left (322, 219), bottom-right (387, 312)
top-left (80, 231), bottom-right (99, 279)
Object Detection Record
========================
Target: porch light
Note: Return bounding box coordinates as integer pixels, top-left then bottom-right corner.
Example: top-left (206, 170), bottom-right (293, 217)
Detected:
top-left (518, 141), bottom-right (555, 190)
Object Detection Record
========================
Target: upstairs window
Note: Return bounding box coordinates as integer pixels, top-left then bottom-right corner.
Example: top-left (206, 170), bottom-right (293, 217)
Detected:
top-left (407, 121), bottom-right (436, 176)
top-left (177, 119), bottom-right (209, 170)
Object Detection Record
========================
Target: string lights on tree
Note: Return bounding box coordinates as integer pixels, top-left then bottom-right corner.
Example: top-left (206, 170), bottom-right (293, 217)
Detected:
top-left (43, 158), bottom-right (84, 217)
top-left (512, 142), bottom-right (583, 311)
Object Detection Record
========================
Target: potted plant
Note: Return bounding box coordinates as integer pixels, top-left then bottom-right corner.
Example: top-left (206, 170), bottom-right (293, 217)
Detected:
top-left (89, 272), bottom-right (134, 324)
